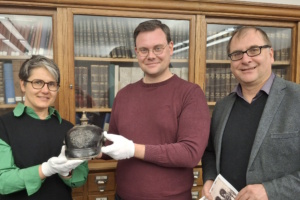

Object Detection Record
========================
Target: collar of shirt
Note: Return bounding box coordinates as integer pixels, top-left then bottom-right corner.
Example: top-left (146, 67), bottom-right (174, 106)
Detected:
top-left (13, 103), bottom-right (62, 124)
top-left (233, 72), bottom-right (275, 102)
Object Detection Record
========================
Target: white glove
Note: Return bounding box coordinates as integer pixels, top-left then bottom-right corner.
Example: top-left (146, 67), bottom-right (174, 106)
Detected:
top-left (101, 131), bottom-right (135, 160)
top-left (41, 145), bottom-right (84, 177)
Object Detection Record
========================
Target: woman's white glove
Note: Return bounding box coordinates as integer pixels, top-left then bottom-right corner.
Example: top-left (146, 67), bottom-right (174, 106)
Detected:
top-left (41, 145), bottom-right (84, 177)
top-left (101, 131), bottom-right (135, 160)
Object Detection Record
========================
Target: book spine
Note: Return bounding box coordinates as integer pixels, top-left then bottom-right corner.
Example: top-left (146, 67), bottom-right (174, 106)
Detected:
top-left (3, 62), bottom-right (16, 104)
top-left (0, 62), bottom-right (4, 104)
top-left (205, 67), bottom-right (210, 101)
top-left (119, 67), bottom-right (132, 90)
top-left (86, 18), bottom-right (92, 57)
top-left (12, 60), bottom-right (23, 102)
top-left (90, 65), bottom-right (101, 108)
top-left (108, 64), bottom-right (115, 108)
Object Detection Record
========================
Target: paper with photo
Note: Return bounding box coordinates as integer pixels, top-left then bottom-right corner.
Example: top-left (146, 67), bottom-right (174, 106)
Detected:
top-left (199, 174), bottom-right (238, 200)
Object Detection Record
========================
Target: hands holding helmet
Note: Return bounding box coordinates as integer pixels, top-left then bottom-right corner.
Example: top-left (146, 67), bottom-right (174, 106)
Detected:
top-left (41, 145), bottom-right (84, 177)
top-left (101, 131), bottom-right (135, 160)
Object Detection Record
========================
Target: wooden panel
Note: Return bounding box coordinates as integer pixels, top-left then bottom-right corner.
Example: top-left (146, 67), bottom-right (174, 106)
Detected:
top-left (194, 15), bottom-right (207, 89)
top-left (295, 22), bottom-right (300, 83)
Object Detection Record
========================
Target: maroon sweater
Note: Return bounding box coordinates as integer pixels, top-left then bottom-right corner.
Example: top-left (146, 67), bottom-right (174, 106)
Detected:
top-left (108, 75), bottom-right (210, 200)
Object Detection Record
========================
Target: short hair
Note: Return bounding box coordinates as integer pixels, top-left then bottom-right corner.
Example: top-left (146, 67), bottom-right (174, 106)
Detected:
top-left (133, 19), bottom-right (171, 46)
top-left (227, 26), bottom-right (272, 54)
top-left (19, 55), bottom-right (60, 85)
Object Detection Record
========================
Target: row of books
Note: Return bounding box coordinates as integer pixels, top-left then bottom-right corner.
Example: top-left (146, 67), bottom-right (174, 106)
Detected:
top-left (205, 65), bottom-right (288, 102)
top-left (75, 64), bottom-right (189, 108)
top-left (0, 61), bottom-right (23, 104)
top-left (75, 64), bottom-right (144, 108)
top-left (206, 27), bottom-right (291, 61)
top-left (73, 16), bottom-right (189, 59)
top-left (0, 18), bottom-right (53, 56)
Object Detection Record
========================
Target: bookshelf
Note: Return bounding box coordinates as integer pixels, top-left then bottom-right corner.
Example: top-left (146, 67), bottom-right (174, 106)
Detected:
top-left (72, 14), bottom-right (192, 126)
top-left (0, 13), bottom-right (54, 115)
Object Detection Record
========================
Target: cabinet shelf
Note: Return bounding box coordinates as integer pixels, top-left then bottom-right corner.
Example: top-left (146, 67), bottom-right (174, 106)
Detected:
top-left (0, 55), bottom-right (53, 60)
top-left (74, 57), bottom-right (188, 63)
top-left (0, 104), bottom-right (17, 109)
top-left (206, 60), bottom-right (290, 65)
top-left (76, 107), bottom-right (112, 113)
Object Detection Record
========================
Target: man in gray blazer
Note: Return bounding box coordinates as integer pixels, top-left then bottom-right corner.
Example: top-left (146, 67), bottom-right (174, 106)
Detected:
top-left (202, 26), bottom-right (300, 200)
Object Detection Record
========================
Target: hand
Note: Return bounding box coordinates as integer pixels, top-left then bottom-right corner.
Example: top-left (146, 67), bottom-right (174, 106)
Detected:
top-left (101, 131), bottom-right (135, 160)
top-left (202, 180), bottom-right (214, 200)
top-left (235, 184), bottom-right (268, 200)
top-left (41, 145), bottom-right (84, 177)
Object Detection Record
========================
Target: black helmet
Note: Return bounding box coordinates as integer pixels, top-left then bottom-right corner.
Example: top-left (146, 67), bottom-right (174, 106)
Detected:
top-left (65, 124), bottom-right (105, 159)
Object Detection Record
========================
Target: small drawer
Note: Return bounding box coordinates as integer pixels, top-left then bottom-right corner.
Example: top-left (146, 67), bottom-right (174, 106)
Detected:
top-left (72, 186), bottom-right (84, 193)
top-left (191, 186), bottom-right (203, 200)
top-left (88, 193), bottom-right (115, 200)
top-left (88, 172), bottom-right (115, 192)
top-left (72, 196), bottom-right (83, 200)
top-left (193, 168), bottom-right (203, 186)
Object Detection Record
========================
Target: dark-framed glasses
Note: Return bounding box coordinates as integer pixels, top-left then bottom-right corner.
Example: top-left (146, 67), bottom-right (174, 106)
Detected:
top-left (228, 45), bottom-right (271, 61)
top-left (137, 44), bottom-right (168, 57)
top-left (24, 79), bottom-right (60, 91)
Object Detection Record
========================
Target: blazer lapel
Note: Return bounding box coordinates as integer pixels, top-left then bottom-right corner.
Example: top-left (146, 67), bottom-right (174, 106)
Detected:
top-left (247, 77), bottom-right (286, 170)
top-left (215, 94), bottom-right (236, 173)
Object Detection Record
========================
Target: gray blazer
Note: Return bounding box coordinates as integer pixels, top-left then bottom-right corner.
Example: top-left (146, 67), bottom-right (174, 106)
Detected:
top-left (202, 76), bottom-right (300, 200)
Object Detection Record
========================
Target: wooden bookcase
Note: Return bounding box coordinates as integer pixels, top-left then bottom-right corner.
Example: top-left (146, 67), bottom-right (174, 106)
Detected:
top-left (0, 1), bottom-right (300, 199)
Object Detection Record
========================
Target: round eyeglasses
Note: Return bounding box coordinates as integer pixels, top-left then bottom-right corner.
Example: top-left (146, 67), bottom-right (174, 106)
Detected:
top-left (228, 45), bottom-right (271, 61)
top-left (24, 79), bottom-right (60, 91)
top-left (137, 44), bottom-right (168, 57)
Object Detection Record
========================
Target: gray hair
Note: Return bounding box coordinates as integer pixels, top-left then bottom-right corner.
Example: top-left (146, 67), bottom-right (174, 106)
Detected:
top-left (19, 55), bottom-right (60, 85)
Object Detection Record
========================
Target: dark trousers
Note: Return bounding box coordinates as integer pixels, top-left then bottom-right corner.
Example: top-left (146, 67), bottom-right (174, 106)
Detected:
top-left (115, 193), bottom-right (122, 200)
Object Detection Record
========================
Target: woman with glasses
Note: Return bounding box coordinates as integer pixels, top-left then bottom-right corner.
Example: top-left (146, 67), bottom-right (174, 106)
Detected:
top-left (0, 55), bottom-right (88, 199)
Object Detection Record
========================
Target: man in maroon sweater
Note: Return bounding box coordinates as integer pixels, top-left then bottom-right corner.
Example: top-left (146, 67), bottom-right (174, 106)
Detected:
top-left (98, 19), bottom-right (210, 200)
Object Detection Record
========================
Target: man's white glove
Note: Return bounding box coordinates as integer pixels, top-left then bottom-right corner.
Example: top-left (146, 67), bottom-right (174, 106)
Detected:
top-left (41, 145), bottom-right (84, 177)
top-left (101, 131), bottom-right (135, 160)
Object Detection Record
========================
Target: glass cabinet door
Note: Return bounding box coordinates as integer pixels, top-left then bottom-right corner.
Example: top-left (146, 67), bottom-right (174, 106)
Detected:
top-left (205, 24), bottom-right (292, 103)
top-left (73, 15), bottom-right (190, 126)
top-left (0, 14), bottom-right (53, 115)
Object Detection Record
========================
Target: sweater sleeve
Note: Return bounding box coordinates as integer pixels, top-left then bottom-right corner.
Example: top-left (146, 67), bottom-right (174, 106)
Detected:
top-left (0, 139), bottom-right (43, 196)
top-left (144, 86), bottom-right (210, 168)
top-left (61, 161), bottom-right (89, 188)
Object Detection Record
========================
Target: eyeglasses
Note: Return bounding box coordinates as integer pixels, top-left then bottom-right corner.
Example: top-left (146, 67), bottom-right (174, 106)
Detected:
top-left (228, 45), bottom-right (271, 61)
top-left (24, 79), bottom-right (60, 91)
top-left (137, 44), bottom-right (168, 57)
